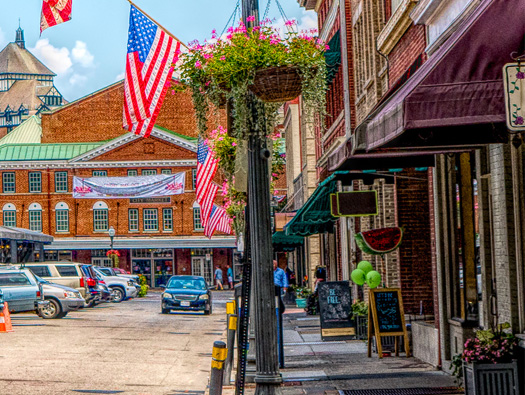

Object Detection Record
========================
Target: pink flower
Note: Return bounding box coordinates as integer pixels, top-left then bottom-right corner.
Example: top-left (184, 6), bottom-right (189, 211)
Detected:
top-left (247, 15), bottom-right (256, 22)
top-left (227, 27), bottom-right (234, 33)
top-left (325, 44), bottom-right (330, 50)
top-left (218, 136), bottom-right (224, 141)
top-left (195, 60), bottom-right (202, 68)
top-left (232, 142), bottom-right (237, 147)
top-left (270, 38), bottom-right (280, 45)
top-left (220, 56), bottom-right (226, 61)
top-left (285, 19), bottom-right (297, 27)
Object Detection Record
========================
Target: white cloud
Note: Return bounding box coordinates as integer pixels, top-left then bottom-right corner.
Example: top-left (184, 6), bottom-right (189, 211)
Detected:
top-left (298, 11), bottom-right (318, 32)
top-left (71, 41), bottom-right (94, 68)
top-left (115, 72), bottom-right (125, 81)
top-left (29, 39), bottom-right (72, 74)
top-left (0, 28), bottom-right (6, 49)
top-left (69, 73), bottom-right (88, 86)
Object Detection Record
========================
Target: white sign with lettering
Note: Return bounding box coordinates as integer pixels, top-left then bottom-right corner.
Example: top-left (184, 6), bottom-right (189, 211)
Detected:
top-left (503, 62), bottom-right (525, 132)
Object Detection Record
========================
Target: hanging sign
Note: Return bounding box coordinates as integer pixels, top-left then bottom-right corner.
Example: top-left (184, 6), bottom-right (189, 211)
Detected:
top-left (318, 281), bottom-right (355, 341)
top-left (73, 173), bottom-right (185, 199)
top-left (330, 191), bottom-right (378, 217)
top-left (503, 63), bottom-right (525, 132)
top-left (367, 288), bottom-right (410, 359)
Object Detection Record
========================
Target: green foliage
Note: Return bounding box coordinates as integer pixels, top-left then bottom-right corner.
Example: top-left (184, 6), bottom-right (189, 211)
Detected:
top-left (137, 274), bottom-right (149, 298)
top-left (178, 19), bottom-right (328, 138)
top-left (295, 287), bottom-right (312, 298)
top-left (352, 300), bottom-right (368, 316)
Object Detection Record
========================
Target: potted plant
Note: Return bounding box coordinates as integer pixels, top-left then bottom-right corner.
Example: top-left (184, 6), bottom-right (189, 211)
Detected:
top-left (106, 249), bottom-right (120, 268)
top-left (179, 18), bottom-right (328, 138)
top-left (294, 287), bottom-right (312, 308)
top-left (352, 300), bottom-right (368, 340)
top-left (451, 323), bottom-right (520, 395)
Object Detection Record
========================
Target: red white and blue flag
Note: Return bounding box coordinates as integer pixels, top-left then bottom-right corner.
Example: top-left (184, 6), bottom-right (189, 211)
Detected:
top-left (123, 5), bottom-right (181, 138)
top-left (196, 139), bottom-right (218, 203)
top-left (40, 0), bottom-right (72, 33)
top-left (204, 205), bottom-right (232, 238)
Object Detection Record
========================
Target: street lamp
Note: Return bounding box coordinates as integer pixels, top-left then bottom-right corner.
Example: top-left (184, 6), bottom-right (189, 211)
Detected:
top-left (108, 226), bottom-right (116, 250)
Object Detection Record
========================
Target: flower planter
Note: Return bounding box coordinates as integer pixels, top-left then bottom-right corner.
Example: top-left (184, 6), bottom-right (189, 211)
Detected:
top-left (463, 360), bottom-right (520, 395)
top-left (249, 66), bottom-right (303, 103)
top-left (295, 298), bottom-right (307, 308)
top-left (355, 315), bottom-right (368, 340)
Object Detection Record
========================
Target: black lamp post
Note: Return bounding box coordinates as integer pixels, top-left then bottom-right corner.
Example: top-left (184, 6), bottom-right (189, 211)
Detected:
top-left (241, 0), bottom-right (283, 393)
top-left (108, 226), bottom-right (116, 266)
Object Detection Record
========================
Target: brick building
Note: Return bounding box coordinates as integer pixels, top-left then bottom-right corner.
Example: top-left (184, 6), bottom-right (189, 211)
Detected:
top-left (0, 79), bottom-right (236, 288)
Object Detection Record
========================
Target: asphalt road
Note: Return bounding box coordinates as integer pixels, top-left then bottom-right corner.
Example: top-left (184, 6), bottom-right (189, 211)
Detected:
top-left (0, 290), bottom-right (232, 395)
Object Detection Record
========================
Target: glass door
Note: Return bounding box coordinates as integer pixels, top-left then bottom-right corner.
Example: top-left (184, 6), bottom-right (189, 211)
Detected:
top-left (192, 257), bottom-right (213, 285)
top-left (154, 259), bottom-right (172, 287)
top-left (132, 259), bottom-right (152, 287)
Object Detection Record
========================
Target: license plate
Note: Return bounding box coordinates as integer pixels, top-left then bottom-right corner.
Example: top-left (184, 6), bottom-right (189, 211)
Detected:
top-left (181, 301), bottom-right (190, 307)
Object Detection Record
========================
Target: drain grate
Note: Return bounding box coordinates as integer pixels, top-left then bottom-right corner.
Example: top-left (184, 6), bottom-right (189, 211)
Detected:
top-left (340, 387), bottom-right (463, 395)
top-left (285, 341), bottom-right (346, 346)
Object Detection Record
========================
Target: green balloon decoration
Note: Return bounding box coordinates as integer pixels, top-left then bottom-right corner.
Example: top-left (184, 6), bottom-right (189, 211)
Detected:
top-left (366, 270), bottom-right (382, 289)
top-left (357, 260), bottom-right (374, 275)
top-left (351, 269), bottom-right (366, 286)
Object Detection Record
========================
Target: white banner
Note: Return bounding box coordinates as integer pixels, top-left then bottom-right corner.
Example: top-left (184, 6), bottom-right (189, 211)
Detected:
top-left (73, 173), bottom-right (185, 199)
top-left (503, 62), bottom-right (525, 132)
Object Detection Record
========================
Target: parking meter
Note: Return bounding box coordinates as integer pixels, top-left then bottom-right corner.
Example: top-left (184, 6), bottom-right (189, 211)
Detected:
top-left (0, 288), bottom-right (4, 311)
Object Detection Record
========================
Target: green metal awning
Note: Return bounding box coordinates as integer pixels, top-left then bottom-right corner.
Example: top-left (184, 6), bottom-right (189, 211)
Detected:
top-left (284, 171), bottom-right (344, 237)
top-left (272, 231), bottom-right (304, 252)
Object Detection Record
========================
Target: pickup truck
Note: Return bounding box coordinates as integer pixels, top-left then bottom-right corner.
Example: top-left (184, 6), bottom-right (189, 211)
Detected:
top-left (0, 267), bottom-right (49, 315)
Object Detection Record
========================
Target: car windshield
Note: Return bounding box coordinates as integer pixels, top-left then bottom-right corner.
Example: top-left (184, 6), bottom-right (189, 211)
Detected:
top-left (167, 278), bottom-right (207, 290)
top-left (0, 273), bottom-right (31, 286)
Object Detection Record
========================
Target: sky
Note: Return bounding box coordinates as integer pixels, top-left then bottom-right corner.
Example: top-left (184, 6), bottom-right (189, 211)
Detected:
top-left (0, 0), bottom-right (317, 102)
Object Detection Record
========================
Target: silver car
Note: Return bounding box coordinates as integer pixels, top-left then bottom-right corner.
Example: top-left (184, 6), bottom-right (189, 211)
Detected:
top-left (34, 275), bottom-right (85, 319)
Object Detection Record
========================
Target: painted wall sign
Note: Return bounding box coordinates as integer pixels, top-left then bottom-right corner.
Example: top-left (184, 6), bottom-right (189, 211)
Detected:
top-left (317, 281), bottom-right (355, 341)
top-left (503, 62), bottom-right (525, 132)
top-left (73, 173), bottom-right (185, 199)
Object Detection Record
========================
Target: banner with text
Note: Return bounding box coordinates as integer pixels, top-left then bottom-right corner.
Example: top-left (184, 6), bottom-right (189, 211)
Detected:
top-left (73, 173), bottom-right (185, 199)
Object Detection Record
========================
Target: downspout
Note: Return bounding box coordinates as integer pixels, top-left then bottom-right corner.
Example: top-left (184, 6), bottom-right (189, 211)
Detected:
top-left (47, 168), bottom-right (52, 234)
top-left (21, 203), bottom-right (25, 229)
top-left (339, 0), bottom-right (352, 137)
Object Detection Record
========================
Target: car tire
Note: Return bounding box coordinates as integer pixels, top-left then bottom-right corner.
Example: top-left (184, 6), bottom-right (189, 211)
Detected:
top-left (111, 287), bottom-right (125, 303)
top-left (86, 299), bottom-right (96, 308)
top-left (42, 298), bottom-right (62, 319)
top-left (161, 307), bottom-right (170, 314)
top-left (57, 311), bottom-right (68, 319)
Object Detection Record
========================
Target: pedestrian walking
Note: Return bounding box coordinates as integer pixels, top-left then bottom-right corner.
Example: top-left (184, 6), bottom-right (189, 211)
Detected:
top-left (214, 265), bottom-right (223, 290)
top-left (273, 260), bottom-right (288, 314)
top-left (226, 264), bottom-right (234, 289)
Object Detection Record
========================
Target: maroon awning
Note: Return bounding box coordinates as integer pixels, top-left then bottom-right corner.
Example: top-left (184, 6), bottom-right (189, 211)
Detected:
top-left (355, 0), bottom-right (525, 152)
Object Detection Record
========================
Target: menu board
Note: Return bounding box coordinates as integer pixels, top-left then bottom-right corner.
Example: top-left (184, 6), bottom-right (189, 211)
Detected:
top-left (372, 290), bottom-right (403, 333)
top-left (318, 281), bottom-right (355, 341)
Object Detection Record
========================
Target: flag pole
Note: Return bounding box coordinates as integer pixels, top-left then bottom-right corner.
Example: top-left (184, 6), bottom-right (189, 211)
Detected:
top-left (125, 0), bottom-right (189, 50)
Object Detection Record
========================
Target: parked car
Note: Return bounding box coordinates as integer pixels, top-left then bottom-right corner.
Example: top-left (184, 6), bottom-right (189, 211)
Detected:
top-left (93, 266), bottom-right (138, 303)
top-left (161, 275), bottom-right (212, 315)
top-left (0, 267), bottom-right (48, 315)
top-left (96, 266), bottom-right (139, 283)
top-left (80, 264), bottom-right (102, 307)
top-left (113, 268), bottom-right (130, 275)
top-left (22, 262), bottom-right (93, 305)
top-left (33, 274), bottom-right (85, 319)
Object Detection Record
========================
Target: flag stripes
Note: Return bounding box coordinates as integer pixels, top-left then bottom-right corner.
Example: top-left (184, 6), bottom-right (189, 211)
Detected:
top-left (40, 0), bottom-right (72, 33)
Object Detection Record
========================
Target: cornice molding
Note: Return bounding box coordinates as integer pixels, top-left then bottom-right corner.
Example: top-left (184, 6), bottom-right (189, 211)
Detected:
top-left (410, 0), bottom-right (440, 24)
top-left (0, 160), bottom-right (197, 170)
top-left (320, 0), bottom-right (340, 42)
top-left (377, 0), bottom-right (419, 55)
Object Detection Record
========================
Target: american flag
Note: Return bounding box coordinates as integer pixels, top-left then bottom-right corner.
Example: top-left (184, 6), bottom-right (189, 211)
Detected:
top-left (196, 139), bottom-right (218, 203)
top-left (205, 205), bottom-right (232, 238)
top-left (199, 182), bottom-right (218, 227)
top-left (123, 5), bottom-right (181, 138)
top-left (40, 0), bottom-right (72, 33)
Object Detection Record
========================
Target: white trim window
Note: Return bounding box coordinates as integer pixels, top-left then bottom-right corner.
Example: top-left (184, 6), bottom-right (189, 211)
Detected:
top-left (92, 170), bottom-right (107, 177)
top-left (127, 169), bottom-right (138, 177)
top-left (93, 201), bottom-right (109, 231)
top-left (142, 169), bottom-right (157, 176)
top-left (2, 172), bottom-right (15, 193)
top-left (2, 203), bottom-right (16, 227)
top-left (28, 203), bottom-right (43, 232)
top-left (192, 202), bottom-right (204, 231)
top-left (55, 202), bottom-right (69, 232)
top-left (161, 169), bottom-right (172, 175)
top-left (128, 208), bottom-right (139, 231)
top-left (29, 172), bottom-right (42, 193)
top-left (163, 208), bottom-right (173, 231)
top-left (55, 171), bottom-right (68, 193)
top-left (191, 169), bottom-right (197, 190)
top-left (143, 208), bottom-right (158, 231)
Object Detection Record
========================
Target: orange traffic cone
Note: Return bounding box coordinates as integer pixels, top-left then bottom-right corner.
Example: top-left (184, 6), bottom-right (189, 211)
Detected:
top-left (0, 302), bottom-right (13, 333)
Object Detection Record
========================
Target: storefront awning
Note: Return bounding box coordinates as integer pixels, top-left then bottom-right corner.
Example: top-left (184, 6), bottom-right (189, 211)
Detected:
top-left (0, 226), bottom-right (53, 244)
top-left (356, 0), bottom-right (524, 152)
top-left (272, 231), bottom-right (304, 252)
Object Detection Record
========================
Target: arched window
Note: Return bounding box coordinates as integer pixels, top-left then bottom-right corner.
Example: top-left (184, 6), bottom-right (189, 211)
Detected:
top-left (192, 201), bottom-right (204, 231)
top-left (28, 203), bottom-right (42, 232)
top-left (55, 202), bottom-right (69, 232)
top-left (93, 201), bottom-right (109, 231)
top-left (2, 203), bottom-right (16, 227)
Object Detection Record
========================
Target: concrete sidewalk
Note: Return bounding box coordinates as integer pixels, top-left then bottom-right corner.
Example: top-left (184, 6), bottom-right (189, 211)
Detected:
top-left (219, 307), bottom-right (459, 395)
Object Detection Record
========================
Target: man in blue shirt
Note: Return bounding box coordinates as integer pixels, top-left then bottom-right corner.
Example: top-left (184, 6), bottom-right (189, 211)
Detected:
top-left (274, 260), bottom-right (288, 314)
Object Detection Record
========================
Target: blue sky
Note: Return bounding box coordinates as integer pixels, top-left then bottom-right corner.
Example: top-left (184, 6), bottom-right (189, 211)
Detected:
top-left (0, 0), bottom-right (317, 102)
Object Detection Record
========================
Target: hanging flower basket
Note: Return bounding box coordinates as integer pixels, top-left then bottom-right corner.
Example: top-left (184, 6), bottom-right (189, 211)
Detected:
top-left (249, 66), bottom-right (303, 103)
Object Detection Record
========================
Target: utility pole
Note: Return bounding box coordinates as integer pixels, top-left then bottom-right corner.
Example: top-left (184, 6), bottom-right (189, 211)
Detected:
top-left (241, 0), bottom-right (283, 393)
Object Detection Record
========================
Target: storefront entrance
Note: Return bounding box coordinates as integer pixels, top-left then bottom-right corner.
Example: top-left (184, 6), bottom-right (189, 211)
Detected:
top-left (131, 249), bottom-right (174, 288)
top-left (191, 255), bottom-right (213, 285)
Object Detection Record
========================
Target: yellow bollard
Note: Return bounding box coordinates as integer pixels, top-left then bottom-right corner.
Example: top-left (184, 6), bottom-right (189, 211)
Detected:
top-left (210, 341), bottom-right (227, 395)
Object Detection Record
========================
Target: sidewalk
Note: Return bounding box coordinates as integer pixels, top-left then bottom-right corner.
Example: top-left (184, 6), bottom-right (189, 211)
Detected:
top-left (221, 307), bottom-right (460, 395)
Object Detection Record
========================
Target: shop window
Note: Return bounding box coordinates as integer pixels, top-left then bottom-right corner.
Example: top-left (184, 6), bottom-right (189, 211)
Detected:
top-left (2, 172), bottom-right (15, 193)
top-left (55, 172), bottom-right (68, 192)
top-left (29, 172), bottom-right (42, 193)
top-left (128, 208), bottom-right (139, 231)
top-left (163, 208), bottom-right (173, 231)
top-left (143, 208), bottom-right (158, 231)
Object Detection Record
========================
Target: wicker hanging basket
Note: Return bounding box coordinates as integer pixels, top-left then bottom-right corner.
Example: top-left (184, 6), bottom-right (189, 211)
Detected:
top-left (249, 66), bottom-right (303, 103)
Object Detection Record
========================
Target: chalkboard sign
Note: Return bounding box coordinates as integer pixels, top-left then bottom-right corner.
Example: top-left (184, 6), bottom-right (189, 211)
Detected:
top-left (367, 288), bottom-right (410, 359)
top-left (318, 281), bottom-right (355, 341)
top-left (373, 290), bottom-right (403, 333)
top-left (330, 191), bottom-right (378, 217)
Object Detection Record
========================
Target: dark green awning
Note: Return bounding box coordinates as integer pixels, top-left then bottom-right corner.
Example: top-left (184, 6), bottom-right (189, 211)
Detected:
top-left (272, 231), bottom-right (304, 252)
top-left (325, 31), bottom-right (341, 85)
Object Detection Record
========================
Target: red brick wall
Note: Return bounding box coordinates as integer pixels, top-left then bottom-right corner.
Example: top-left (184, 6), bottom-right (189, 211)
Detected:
top-left (388, 24), bottom-right (426, 85)
top-left (395, 169), bottom-right (434, 315)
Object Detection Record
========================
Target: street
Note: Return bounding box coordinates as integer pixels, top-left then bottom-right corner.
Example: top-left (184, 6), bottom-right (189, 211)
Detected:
top-left (0, 291), bottom-right (232, 395)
